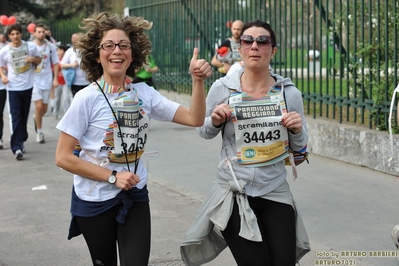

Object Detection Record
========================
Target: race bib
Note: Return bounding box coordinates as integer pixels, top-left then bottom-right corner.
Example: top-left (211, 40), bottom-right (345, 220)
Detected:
top-left (230, 83), bottom-right (289, 166)
top-left (105, 92), bottom-right (150, 164)
top-left (10, 43), bottom-right (29, 74)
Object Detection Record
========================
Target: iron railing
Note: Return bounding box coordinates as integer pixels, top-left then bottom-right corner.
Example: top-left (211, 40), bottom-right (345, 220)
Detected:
top-left (127, 0), bottom-right (397, 129)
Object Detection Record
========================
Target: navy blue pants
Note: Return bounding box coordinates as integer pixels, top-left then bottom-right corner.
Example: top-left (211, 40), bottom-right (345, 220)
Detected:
top-left (0, 89), bottom-right (6, 140)
top-left (8, 88), bottom-right (32, 153)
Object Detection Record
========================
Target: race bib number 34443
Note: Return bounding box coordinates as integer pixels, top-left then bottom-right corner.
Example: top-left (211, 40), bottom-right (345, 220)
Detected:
top-left (232, 103), bottom-right (289, 166)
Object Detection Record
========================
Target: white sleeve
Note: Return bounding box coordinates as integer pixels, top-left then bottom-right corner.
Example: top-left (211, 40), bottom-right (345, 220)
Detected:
top-left (50, 43), bottom-right (59, 64)
top-left (226, 62), bottom-right (243, 76)
top-left (56, 89), bottom-right (90, 139)
top-left (0, 48), bottom-right (5, 67)
top-left (29, 43), bottom-right (40, 57)
top-left (61, 48), bottom-right (73, 64)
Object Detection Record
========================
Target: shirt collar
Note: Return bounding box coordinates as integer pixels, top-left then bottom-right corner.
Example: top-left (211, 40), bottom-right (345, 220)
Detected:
top-left (97, 76), bottom-right (133, 95)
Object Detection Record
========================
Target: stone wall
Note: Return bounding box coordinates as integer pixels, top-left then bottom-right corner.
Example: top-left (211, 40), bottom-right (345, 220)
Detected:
top-left (307, 118), bottom-right (399, 176)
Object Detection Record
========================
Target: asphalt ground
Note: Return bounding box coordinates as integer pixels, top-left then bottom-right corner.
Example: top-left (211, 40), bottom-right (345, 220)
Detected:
top-left (1, 90), bottom-right (399, 266)
top-left (0, 99), bottom-right (233, 266)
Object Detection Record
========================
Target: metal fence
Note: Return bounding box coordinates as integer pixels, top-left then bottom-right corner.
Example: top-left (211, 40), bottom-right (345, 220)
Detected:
top-left (127, 0), bottom-right (398, 130)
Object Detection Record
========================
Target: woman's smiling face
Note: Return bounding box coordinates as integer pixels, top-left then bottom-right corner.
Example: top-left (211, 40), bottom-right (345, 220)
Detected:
top-left (97, 29), bottom-right (133, 83)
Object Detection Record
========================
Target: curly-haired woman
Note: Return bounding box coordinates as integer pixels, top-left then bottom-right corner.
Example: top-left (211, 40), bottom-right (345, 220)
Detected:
top-left (55, 12), bottom-right (212, 266)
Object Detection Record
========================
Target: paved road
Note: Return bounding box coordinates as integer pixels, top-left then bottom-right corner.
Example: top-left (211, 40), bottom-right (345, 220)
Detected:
top-left (1, 94), bottom-right (399, 265)
top-left (146, 119), bottom-right (399, 266)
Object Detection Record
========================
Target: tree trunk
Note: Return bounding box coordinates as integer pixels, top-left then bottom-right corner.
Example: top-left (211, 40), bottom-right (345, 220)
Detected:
top-left (94, 0), bottom-right (101, 13)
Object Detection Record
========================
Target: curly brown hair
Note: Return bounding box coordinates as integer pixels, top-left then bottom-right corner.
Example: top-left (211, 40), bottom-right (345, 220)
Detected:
top-left (75, 12), bottom-right (153, 82)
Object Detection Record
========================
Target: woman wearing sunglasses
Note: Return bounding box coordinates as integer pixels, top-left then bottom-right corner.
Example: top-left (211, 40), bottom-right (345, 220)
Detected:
top-left (181, 20), bottom-right (310, 266)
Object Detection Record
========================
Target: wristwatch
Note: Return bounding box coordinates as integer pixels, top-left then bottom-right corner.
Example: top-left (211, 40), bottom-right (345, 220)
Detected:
top-left (108, 170), bottom-right (117, 184)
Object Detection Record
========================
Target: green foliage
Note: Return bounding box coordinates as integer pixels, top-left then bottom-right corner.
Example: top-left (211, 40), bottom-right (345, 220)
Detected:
top-left (52, 16), bottom-right (83, 46)
top-left (4, 0), bottom-right (124, 27)
top-left (342, 1), bottom-right (399, 129)
top-left (285, 48), bottom-right (342, 69)
top-left (43, 0), bottom-right (114, 22)
top-left (1, 0), bottom-right (123, 44)
top-left (8, 0), bottom-right (48, 17)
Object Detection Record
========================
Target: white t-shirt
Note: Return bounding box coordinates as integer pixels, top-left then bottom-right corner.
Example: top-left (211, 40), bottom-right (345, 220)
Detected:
top-left (0, 41), bottom-right (40, 91)
top-left (0, 42), bottom-right (7, 91)
top-left (56, 81), bottom-right (180, 202)
top-left (0, 61), bottom-right (6, 91)
top-left (61, 47), bottom-right (89, 86)
top-left (32, 40), bottom-right (59, 90)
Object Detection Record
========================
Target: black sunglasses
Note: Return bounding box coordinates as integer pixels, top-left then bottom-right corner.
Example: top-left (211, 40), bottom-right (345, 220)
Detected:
top-left (240, 35), bottom-right (273, 48)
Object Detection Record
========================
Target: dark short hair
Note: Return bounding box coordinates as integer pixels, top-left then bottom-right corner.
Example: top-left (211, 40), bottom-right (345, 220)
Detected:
top-left (7, 24), bottom-right (23, 35)
top-left (57, 45), bottom-right (68, 52)
top-left (35, 24), bottom-right (46, 32)
top-left (241, 20), bottom-right (277, 48)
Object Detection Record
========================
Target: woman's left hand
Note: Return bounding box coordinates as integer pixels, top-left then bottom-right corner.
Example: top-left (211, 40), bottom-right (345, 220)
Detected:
top-left (282, 111), bottom-right (302, 134)
top-left (190, 47), bottom-right (212, 80)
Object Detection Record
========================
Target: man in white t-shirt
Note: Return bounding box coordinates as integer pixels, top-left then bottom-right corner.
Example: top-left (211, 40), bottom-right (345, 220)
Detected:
top-left (31, 24), bottom-right (59, 144)
top-left (0, 34), bottom-right (7, 49)
top-left (0, 33), bottom-right (7, 149)
top-left (0, 24), bottom-right (41, 160)
top-left (61, 33), bottom-right (89, 97)
top-left (0, 70), bottom-right (5, 150)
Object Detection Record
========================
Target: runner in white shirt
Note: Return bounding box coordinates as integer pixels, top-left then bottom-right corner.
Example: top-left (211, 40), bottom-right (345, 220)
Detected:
top-left (61, 33), bottom-right (89, 97)
top-left (0, 69), bottom-right (5, 150)
top-left (0, 24), bottom-right (41, 160)
top-left (55, 12), bottom-right (212, 266)
top-left (0, 34), bottom-right (7, 48)
top-left (0, 34), bottom-right (7, 149)
top-left (31, 24), bottom-right (59, 144)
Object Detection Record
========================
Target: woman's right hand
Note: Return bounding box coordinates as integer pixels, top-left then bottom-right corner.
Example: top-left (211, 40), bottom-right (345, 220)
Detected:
top-left (115, 171), bottom-right (140, 190)
top-left (1, 75), bottom-right (8, 85)
top-left (211, 103), bottom-right (231, 127)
